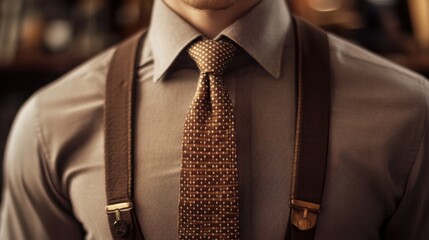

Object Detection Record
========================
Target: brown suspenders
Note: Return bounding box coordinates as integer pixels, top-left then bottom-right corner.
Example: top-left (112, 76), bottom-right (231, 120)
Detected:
top-left (104, 17), bottom-right (330, 240)
top-left (288, 17), bottom-right (331, 240)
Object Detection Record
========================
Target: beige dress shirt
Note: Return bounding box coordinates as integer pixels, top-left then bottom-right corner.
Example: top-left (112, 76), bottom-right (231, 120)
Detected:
top-left (1, 0), bottom-right (429, 239)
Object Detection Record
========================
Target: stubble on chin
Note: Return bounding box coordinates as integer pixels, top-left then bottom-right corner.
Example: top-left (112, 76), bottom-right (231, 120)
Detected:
top-left (181, 0), bottom-right (237, 10)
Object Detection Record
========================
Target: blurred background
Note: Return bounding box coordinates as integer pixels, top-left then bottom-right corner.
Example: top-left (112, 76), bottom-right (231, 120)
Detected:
top-left (0, 0), bottom-right (428, 192)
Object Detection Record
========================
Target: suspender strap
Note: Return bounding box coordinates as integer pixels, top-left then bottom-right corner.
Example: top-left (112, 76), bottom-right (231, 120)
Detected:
top-left (105, 31), bottom-right (145, 240)
top-left (289, 17), bottom-right (331, 239)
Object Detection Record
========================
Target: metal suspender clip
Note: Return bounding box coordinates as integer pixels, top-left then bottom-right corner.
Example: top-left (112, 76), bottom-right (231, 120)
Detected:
top-left (289, 199), bottom-right (321, 231)
top-left (105, 202), bottom-right (134, 237)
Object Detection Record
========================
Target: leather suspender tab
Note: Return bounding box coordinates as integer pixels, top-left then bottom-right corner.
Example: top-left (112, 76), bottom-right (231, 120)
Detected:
top-left (289, 199), bottom-right (321, 231)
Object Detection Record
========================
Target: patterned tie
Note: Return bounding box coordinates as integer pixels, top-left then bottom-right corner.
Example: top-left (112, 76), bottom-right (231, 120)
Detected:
top-left (178, 39), bottom-right (240, 239)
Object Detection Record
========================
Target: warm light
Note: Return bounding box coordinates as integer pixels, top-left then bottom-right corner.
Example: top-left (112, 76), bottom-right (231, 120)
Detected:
top-left (308, 0), bottom-right (342, 12)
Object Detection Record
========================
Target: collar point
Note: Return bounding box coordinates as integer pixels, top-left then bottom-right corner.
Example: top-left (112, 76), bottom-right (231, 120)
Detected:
top-left (152, 71), bottom-right (164, 83)
top-left (265, 65), bottom-right (282, 80)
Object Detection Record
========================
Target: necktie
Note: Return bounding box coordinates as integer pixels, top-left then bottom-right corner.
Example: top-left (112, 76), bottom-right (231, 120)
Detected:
top-left (178, 39), bottom-right (240, 239)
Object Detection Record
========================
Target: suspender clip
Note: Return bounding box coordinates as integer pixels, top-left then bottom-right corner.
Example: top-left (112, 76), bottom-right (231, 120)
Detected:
top-left (105, 202), bottom-right (134, 237)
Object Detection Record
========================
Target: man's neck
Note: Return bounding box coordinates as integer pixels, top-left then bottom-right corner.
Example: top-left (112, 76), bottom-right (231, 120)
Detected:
top-left (162, 0), bottom-right (261, 39)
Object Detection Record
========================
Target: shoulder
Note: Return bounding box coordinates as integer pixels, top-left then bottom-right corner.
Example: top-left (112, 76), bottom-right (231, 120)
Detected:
top-left (35, 47), bottom-right (115, 109)
top-left (32, 47), bottom-right (115, 149)
top-left (326, 33), bottom-right (428, 181)
top-left (17, 45), bottom-right (116, 134)
top-left (327, 31), bottom-right (428, 120)
top-left (23, 30), bottom-right (149, 153)
top-left (328, 33), bottom-right (427, 91)
top-left (5, 47), bottom-right (117, 196)
top-left (33, 30), bottom-right (149, 117)
top-left (327, 33), bottom-right (428, 116)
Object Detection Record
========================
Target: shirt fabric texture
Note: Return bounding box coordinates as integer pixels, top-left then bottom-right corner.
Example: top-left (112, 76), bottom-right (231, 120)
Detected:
top-left (1, 0), bottom-right (429, 239)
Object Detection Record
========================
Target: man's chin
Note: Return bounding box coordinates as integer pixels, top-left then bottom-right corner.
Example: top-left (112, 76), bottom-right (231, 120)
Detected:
top-left (181, 0), bottom-right (237, 10)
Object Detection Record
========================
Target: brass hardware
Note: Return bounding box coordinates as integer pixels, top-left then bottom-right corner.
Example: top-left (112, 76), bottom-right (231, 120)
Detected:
top-left (114, 209), bottom-right (122, 221)
top-left (105, 202), bottom-right (133, 213)
top-left (105, 202), bottom-right (133, 237)
top-left (290, 199), bottom-right (320, 212)
top-left (289, 199), bottom-right (320, 231)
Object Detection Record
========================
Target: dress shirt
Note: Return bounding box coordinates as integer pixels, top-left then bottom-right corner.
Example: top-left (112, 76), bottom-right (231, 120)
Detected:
top-left (1, 0), bottom-right (429, 239)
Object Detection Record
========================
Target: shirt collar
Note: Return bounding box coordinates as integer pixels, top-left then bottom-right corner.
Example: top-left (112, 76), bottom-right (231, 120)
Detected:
top-left (147, 0), bottom-right (291, 82)
top-left (219, 0), bottom-right (290, 79)
top-left (147, 0), bottom-right (201, 82)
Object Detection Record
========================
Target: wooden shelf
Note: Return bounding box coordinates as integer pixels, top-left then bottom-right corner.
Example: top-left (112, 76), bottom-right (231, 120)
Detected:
top-left (0, 52), bottom-right (85, 74)
top-left (0, 52), bottom-right (89, 94)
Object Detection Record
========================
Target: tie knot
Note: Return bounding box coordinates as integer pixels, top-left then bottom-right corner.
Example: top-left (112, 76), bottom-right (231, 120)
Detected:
top-left (188, 40), bottom-right (237, 74)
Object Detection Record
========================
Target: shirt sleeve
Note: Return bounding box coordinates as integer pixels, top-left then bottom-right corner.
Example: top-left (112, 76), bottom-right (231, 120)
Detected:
top-left (382, 78), bottom-right (429, 239)
top-left (0, 96), bottom-right (85, 239)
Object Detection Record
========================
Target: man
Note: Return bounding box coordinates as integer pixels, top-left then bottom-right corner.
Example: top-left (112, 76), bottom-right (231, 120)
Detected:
top-left (1, 0), bottom-right (428, 239)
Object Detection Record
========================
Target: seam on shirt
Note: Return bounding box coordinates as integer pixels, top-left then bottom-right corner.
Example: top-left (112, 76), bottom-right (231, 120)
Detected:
top-left (381, 79), bottom-right (427, 231)
top-left (65, 60), bottom-right (110, 85)
top-left (400, 78), bottom-right (427, 196)
top-left (52, 49), bottom-right (113, 91)
top-left (328, 47), bottom-right (424, 82)
top-left (33, 95), bottom-right (74, 213)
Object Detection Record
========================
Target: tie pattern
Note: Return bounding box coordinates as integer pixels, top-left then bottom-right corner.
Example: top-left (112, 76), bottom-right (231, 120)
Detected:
top-left (178, 40), bottom-right (240, 239)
